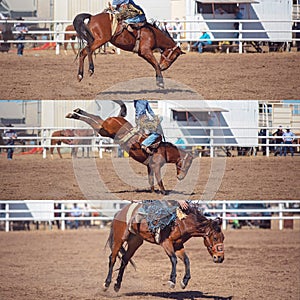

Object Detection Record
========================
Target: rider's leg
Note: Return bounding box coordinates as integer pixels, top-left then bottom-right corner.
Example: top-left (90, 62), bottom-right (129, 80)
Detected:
top-left (141, 133), bottom-right (160, 154)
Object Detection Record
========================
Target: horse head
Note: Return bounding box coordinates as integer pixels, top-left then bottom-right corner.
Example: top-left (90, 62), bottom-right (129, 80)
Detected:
top-left (176, 151), bottom-right (195, 180)
top-left (203, 217), bottom-right (225, 263)
top-left (159, 45), bottom-right (185, 71)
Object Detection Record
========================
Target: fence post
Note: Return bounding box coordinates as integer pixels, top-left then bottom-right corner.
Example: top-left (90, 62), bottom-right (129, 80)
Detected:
top-left (238, 22), bottom-right (243, 54)
top-left (279, 202), bottom-right (283, 230)
top-left (55, 22), bottom-right (60, 55)
top-left (5, 203), bottom-right (9, 232)
top-left (99, 139), bottom-right (103, 159)
top-left (210, 128), bottom-right (214, 158)
top-left (61, 203), bottom-right (65, 231)
top-left (222, 201), bottom-right (227, 230)
top-left (266, 128), bottom-right (270, 157)
top-left (42, 129), bottom-right (47, 159)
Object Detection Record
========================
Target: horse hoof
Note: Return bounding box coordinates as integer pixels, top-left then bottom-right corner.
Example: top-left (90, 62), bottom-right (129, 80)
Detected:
top-left (89, 69), bottom-right (94, 76)
top-left (73, 108), bottom-right (82, 114)
top-left (157, 82), bottom-right (164, 89)
top-left (161, 190), bottom-right (169, 195)
top-left (114, 284), bottom-right (120, 292)
top-left (168, 281), bottom-right (175, 289)
top-left (102, 283), bottom-right (109, 292)
top-left (65, 113), bottom-right (74, 118)
top-left (77, 74), bottom-right (83, 82)
top-left (180, 281), bottom-right (186, 289)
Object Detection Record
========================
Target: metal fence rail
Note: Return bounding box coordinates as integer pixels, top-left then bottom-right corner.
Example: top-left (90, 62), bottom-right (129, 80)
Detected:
top-left (0, 200), bottom-right (299, 232)
top-left (1, 19), bottom-right (300, 54)
top-left (1, 126), bottom-right (299, 158)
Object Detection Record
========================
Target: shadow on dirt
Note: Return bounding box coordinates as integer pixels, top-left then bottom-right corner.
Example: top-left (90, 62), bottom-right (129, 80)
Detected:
top-left (124, 290), bottom-right (233, 300)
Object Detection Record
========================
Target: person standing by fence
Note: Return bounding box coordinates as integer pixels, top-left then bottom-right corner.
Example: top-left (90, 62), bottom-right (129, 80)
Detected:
top-left (272, 125), bottom-right (284, 156)
top-left (14, 18), bottom-right (28, 56)
top-left (4, 125), bottom-right (17, 160)
top-left (281, 126), bottom-right (295, 157)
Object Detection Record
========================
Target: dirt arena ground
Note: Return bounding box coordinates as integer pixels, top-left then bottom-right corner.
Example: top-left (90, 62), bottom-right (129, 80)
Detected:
top-left (0, 154), bottom-right (299, 200)
top-left (0, 49), bottom-right (299, 100)
top-left (1, 45), bottom-right (300, 300)
top-left (0, 228), bottom-right (299, 300)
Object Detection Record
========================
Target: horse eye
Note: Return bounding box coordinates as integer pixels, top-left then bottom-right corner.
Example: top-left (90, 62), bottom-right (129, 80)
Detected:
top-left (213, 237), bottom-right (218, 242)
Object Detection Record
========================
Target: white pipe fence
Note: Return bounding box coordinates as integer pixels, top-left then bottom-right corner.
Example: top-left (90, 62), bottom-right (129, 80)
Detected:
top-left (0, 200), bottom-right (299, 232)
top-left (1, 19), bottom-right (299, 54)
top-left (1, 126), bottom-right (299, 158)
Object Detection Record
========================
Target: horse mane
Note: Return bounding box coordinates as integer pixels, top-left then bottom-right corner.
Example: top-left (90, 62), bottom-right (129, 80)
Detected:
top-left (149, 20), bottom-right (173, 40)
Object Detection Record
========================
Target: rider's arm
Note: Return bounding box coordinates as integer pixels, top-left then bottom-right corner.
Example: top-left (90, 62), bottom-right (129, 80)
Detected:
top-left (178, 200), bottom-right (189, 210)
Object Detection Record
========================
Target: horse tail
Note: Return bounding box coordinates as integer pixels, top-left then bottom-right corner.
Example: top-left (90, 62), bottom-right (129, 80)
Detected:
top-left (73, 13), bottom-right (95, 45)
top-left (113, 100), bottom-right (127, 117)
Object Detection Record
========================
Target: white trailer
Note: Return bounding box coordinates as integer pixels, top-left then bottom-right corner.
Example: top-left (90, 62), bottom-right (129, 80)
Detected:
top-left (185, 0), bottom-right (293, 44)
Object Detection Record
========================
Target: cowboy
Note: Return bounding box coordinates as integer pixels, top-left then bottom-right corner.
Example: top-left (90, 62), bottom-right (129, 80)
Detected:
top-left (112, 0), bottom-right (146, 24)
top-left (135, 200), bottom-right (190, 244)
top-left (134, 100), bottom-right (161, 155)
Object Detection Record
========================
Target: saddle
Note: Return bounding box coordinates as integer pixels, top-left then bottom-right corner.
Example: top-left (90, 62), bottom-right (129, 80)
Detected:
top-left (121, 21), bottom-right (147, 53)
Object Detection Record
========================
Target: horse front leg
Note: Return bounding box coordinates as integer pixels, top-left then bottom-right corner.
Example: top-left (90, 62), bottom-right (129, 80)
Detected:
top-left (153, 165), bottom-right (168, 195)
top-left (161, 239), bottom-right (177, 288)
top-left (147, 165), bottom-right (155, 192)
top-left (139, 50), bottom-right (164, 88)
top-left (176, 248), bottom-right (191, 289)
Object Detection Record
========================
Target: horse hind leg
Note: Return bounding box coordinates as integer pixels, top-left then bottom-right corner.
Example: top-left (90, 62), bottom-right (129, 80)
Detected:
top-left (114, 236), bottom-right (143, 292)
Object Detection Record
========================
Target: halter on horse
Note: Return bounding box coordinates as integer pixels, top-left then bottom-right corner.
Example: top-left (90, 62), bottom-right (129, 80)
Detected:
top-left (103, 202), bottom-right (225, 292)
top-left (65, 103), bottom-right (194, 194)
top-left (73, 12), bottom-right (184, 88)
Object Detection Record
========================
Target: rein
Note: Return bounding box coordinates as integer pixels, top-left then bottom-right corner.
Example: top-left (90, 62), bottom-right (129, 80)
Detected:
top-left (161, 45), bottom-right (178, 62)
top-left (176, 152), bottom-right (190, 171)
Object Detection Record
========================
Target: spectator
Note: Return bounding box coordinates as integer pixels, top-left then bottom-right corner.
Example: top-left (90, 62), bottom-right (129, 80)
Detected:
top-left (175, 137), bottom-right (186, 150)
top-left (281, 126), bottom-right (295, 157)
top-left (234, 6), bottom-right (243, 20)
top-left (134, 100), bottom-right (162, 155)
top-left (54, 203), bottom-right (61, 229)
top-left (4, 125), bottom-right (17, 160)
top-left (192, 30), bottom-right (212, 53)
top-left (83, 203), bottom-right (91, 228)
top-left (272, 125), bottom-right (284, 156)
top-left (233, 7), bottom-right (243, 44)
top-left (70, 203), bottom-right (82, 229)
top-left (14, 17), bottom-right (28, 56)
top-left (172, 18), bottom-right (183, 45)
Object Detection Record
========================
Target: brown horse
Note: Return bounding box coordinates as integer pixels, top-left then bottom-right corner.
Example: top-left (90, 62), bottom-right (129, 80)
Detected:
top-left (63, 24), bottom-right (77, 55)
top-left (72, 12), bottom-right (184, 88)
top-left (65, 104), bottom-right (194, 194)
top-left (50, 129), bottom-right (74, 159)
top-left (50, 129), bottom-right (96, 158)
top-left (103, 201), bottom-right (225, 292)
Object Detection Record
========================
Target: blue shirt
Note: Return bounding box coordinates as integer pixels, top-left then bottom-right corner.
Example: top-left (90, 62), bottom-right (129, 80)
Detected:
top-left (199, 32), bottom-right (212, 45)
top-left (134, 100), bottom-right (155, 119)
top-left (282, 131), bottom-right (295, 142)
